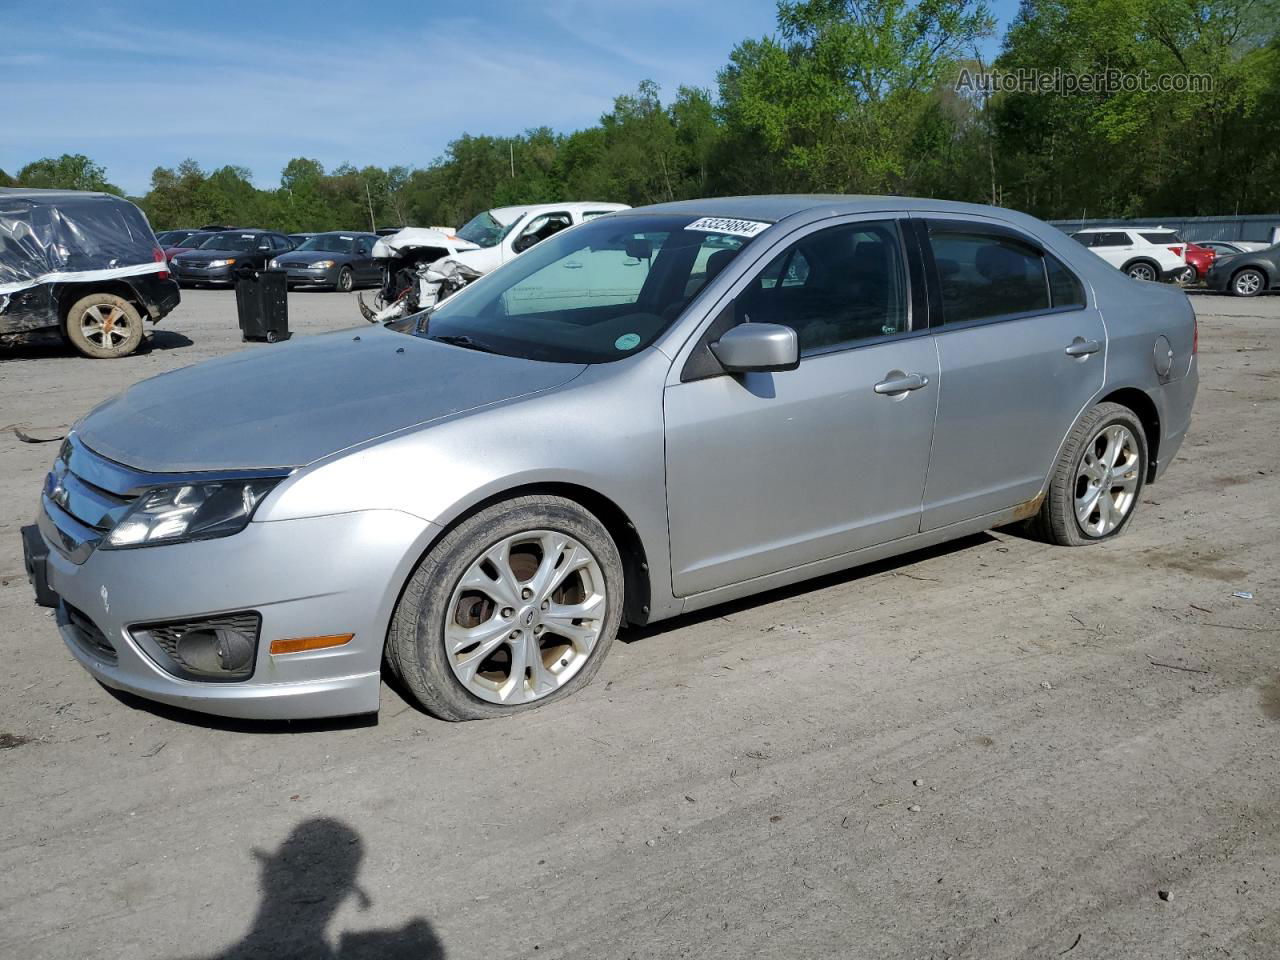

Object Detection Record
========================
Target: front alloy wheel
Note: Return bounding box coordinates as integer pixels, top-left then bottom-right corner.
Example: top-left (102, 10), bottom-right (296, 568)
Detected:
top-left (387, 494), bottom-right (625, 720)
top-left (445, 530), bottom-right (607, 705)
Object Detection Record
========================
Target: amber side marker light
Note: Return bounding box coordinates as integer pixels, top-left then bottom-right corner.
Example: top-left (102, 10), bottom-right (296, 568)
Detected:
top-left (270, 633), bottom-right (354, 655)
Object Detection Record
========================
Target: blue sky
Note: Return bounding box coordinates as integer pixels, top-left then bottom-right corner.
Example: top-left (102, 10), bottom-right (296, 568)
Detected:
top-left (1, 0), bottom-right (1020, 196)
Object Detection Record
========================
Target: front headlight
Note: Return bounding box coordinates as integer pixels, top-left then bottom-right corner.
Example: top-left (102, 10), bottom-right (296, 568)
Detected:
top-left (311, 260), bottom-right (335, 269)
top-left (206, 258), bottom-right (237, 268)
top-left (104, 479), bottom-right (281, 549)
top-left (268, 258), bottom-right (280, 269)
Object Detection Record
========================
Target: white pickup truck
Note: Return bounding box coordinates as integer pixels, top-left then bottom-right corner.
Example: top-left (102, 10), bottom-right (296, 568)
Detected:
top-left (366, 202), bottom-right (629, 320)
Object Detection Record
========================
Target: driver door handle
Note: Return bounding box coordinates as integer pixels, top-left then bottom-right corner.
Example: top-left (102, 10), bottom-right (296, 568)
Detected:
top-left (1065, 338), bottom-right (1101, 357)
top-left (874, 372), bottom-right (930, 395)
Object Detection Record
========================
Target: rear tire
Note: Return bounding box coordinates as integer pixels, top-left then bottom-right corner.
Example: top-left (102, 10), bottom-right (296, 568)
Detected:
top-left (388, 495), bottom-right (624, 721)
top-left (1231, 268), bottom-right (1265, 297)
top-left (1028, 402), bottom-right (1147, 546)
top-left (1124, 260), bottom-right (1159, 282)
top-left (64, 292), bottom-right (145, 359)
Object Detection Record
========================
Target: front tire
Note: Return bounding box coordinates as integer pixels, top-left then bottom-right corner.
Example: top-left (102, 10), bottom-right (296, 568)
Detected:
top-left (1029, 402), bottom-right (1147, 546)
top-left (64, 292), bottom-right (144, 359)
top-left (1231, 268), bottom-right (1265, 297)
top-left (388, 495), bottom-right (625, 720)
top-left (336, 266), bottom-right (354, 293)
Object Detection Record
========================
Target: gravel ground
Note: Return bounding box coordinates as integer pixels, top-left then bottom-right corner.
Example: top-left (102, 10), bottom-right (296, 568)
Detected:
top-left (1, 288), bottom-right (1277, 960)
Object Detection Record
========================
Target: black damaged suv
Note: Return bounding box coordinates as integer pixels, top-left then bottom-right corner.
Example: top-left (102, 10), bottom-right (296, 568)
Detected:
top-left (0, 189), bottom-right (180, 359)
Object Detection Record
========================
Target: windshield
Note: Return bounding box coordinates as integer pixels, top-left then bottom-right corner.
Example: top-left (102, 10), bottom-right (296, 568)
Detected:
top-left (410, 213), bottom-right (764, 363)
top-left (200, 232), bottom-right (265, 252)
top-left (456, 210), bottom-right (518, 248)
top-left (297, 234), bottom-right (361, 253)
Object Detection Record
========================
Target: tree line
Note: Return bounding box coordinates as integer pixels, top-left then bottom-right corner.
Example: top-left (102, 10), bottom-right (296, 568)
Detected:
top-left (4, 0), bottom-right (1277, 233)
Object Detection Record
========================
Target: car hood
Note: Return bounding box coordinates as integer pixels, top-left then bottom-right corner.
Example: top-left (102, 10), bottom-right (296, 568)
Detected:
top-left (75, 325), bottom-right (587, 472)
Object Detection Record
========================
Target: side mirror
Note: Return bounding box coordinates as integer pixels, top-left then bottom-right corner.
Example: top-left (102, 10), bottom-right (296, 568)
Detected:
top-left (709, 323), bottom-right (799, 373)
top-left (624, 237), bottom-right (652, 260)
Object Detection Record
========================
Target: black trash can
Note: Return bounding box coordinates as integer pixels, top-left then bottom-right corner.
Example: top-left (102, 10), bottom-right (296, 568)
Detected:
top-left (235, 268), bottom-right (289, 343)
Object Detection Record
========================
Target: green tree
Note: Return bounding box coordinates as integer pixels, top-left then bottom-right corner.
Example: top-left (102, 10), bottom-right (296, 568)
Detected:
top-left (16, 154), bottom-right (122, 194)
top-left (717, 0), bottom-right (995, 194)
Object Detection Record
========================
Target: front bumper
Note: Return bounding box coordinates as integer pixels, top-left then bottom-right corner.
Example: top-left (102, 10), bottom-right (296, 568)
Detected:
top-left (174, 264), bottom-right (235, 285)
top-left (29, 507), bottom-right (436, 720)
top-left (281, 265), bottom-right (339, 286)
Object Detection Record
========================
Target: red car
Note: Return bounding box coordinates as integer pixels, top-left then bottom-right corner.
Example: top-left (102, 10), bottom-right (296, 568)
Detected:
top-left (1179, 242), bottom-right (1217, 284)
top-left (161, 231), bottom-right (215, 265)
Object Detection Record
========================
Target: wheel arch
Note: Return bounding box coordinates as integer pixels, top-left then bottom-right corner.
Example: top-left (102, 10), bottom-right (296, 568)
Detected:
top-left (1098, 386), bottom-right (1161, 481)
top-left (1120, 257), bottom-right (1160, 278)
top-left (57, 281), bottom-right (147, 331)
top-left (405, 481), bottom-right (653, 628)
top-left (1231, 263), bottom-right (1269, 286)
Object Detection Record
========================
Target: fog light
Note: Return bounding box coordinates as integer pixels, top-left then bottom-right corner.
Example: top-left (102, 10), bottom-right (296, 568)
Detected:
top-left (130, 612), bottom-right (261, 682)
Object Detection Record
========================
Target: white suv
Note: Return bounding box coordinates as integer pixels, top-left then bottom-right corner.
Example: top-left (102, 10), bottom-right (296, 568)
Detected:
top-left (1071, 227), bottom-right (1187, 282)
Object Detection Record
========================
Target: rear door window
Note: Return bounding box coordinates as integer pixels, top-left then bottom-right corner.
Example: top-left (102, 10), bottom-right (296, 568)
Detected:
top-left (928, 229), bottom-right (1051, 324)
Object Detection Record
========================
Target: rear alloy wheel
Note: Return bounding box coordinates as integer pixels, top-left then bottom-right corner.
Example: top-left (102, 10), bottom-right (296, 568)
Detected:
top-left (65, 293), bottom-right (144, 359)
top-left (336, 266), bottom-right (354, 293)
top-left (1028, 402), bottom-right (1147, 546)
top-left (1174, 266), bottom-right (1196, 285)
top-left (1232, 268), bottom-right (1264, 297)
top-left (388, 495), bottom-right (624, 720)
top-left (1126, 261), bottom-right (1158, 282)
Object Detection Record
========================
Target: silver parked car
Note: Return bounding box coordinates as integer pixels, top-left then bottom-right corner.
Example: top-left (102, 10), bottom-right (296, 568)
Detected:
top-left (23, 196), bottom-right (1199, 722)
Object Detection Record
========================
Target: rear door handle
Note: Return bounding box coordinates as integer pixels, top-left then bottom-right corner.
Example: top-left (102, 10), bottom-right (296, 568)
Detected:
top-left (873, 372), bottom-right (930, 395)
top-left (1065, 338), bottom-right (1101, 357)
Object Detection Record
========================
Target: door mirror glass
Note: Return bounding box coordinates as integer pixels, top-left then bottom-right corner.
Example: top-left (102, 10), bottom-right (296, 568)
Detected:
top-left (710, 323), bottom-right (799, 373)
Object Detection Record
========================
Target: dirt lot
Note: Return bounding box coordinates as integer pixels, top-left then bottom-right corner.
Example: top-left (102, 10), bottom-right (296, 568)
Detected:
top-left (1, 288), bottom-right (1277, 960)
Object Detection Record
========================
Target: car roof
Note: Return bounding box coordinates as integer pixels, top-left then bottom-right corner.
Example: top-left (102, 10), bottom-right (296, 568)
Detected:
top-left (489, 201), bottom-right (630, 224)
top-left (0, 187), bottom-right (123, 203)
top-left (308, 230), bottom-right (376, 236)
top-left (626, 194), bottom-right (1079, 227)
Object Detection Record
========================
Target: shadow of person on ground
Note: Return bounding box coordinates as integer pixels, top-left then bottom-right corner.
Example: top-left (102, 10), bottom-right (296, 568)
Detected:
top-left (185, 817), bottom-right (444, 960)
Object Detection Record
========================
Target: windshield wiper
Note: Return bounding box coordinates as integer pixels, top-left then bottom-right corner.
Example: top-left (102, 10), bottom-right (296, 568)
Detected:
top-left (428, 334), bottom-right (501, 354)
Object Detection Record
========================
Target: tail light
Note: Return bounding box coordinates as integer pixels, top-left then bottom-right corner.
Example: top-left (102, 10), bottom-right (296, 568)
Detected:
top-left (1168, 246), bottom-right (1184, 258)
top-left (1192, 316), bottom-right (1198, 356)
top-left (152, 246), bottom-right (169, 281)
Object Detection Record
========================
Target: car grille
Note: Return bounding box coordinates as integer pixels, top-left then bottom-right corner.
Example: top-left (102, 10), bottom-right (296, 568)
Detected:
top-left (41, 438), bottom-right (139, 564)
top-left (279, 261), bottom-right (312, 269)
top-left (64, 602), bottom-right (117, 661)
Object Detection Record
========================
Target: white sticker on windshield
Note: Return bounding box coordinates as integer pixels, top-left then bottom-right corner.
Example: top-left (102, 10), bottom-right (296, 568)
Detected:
top-left (684, 217), bottom-right (770, 238)
top-left (339, 235), bottom-right (353, 240)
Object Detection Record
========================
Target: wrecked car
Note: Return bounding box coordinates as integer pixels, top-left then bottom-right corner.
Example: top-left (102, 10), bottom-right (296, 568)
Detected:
top-left (1, 188), bottom-right (180, 359)
top-left (363, 202), bottom-right (629, 321)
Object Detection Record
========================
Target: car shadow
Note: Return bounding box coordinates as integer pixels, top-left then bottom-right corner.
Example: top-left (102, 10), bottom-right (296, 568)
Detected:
top-left (173, 817), bottom-right (446, 960)
top-left (137, 330), bottom-right (195, 352)
top-left (0, 329), bottom-right (193, 361)
top-left (619, 531), bottom-right (997, 645)
top-left (98, 684), bottom-right (379, 734)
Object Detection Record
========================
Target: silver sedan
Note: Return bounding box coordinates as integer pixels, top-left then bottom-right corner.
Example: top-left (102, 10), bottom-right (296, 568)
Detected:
top-left (23, 196), bottom-right (1199, 721)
